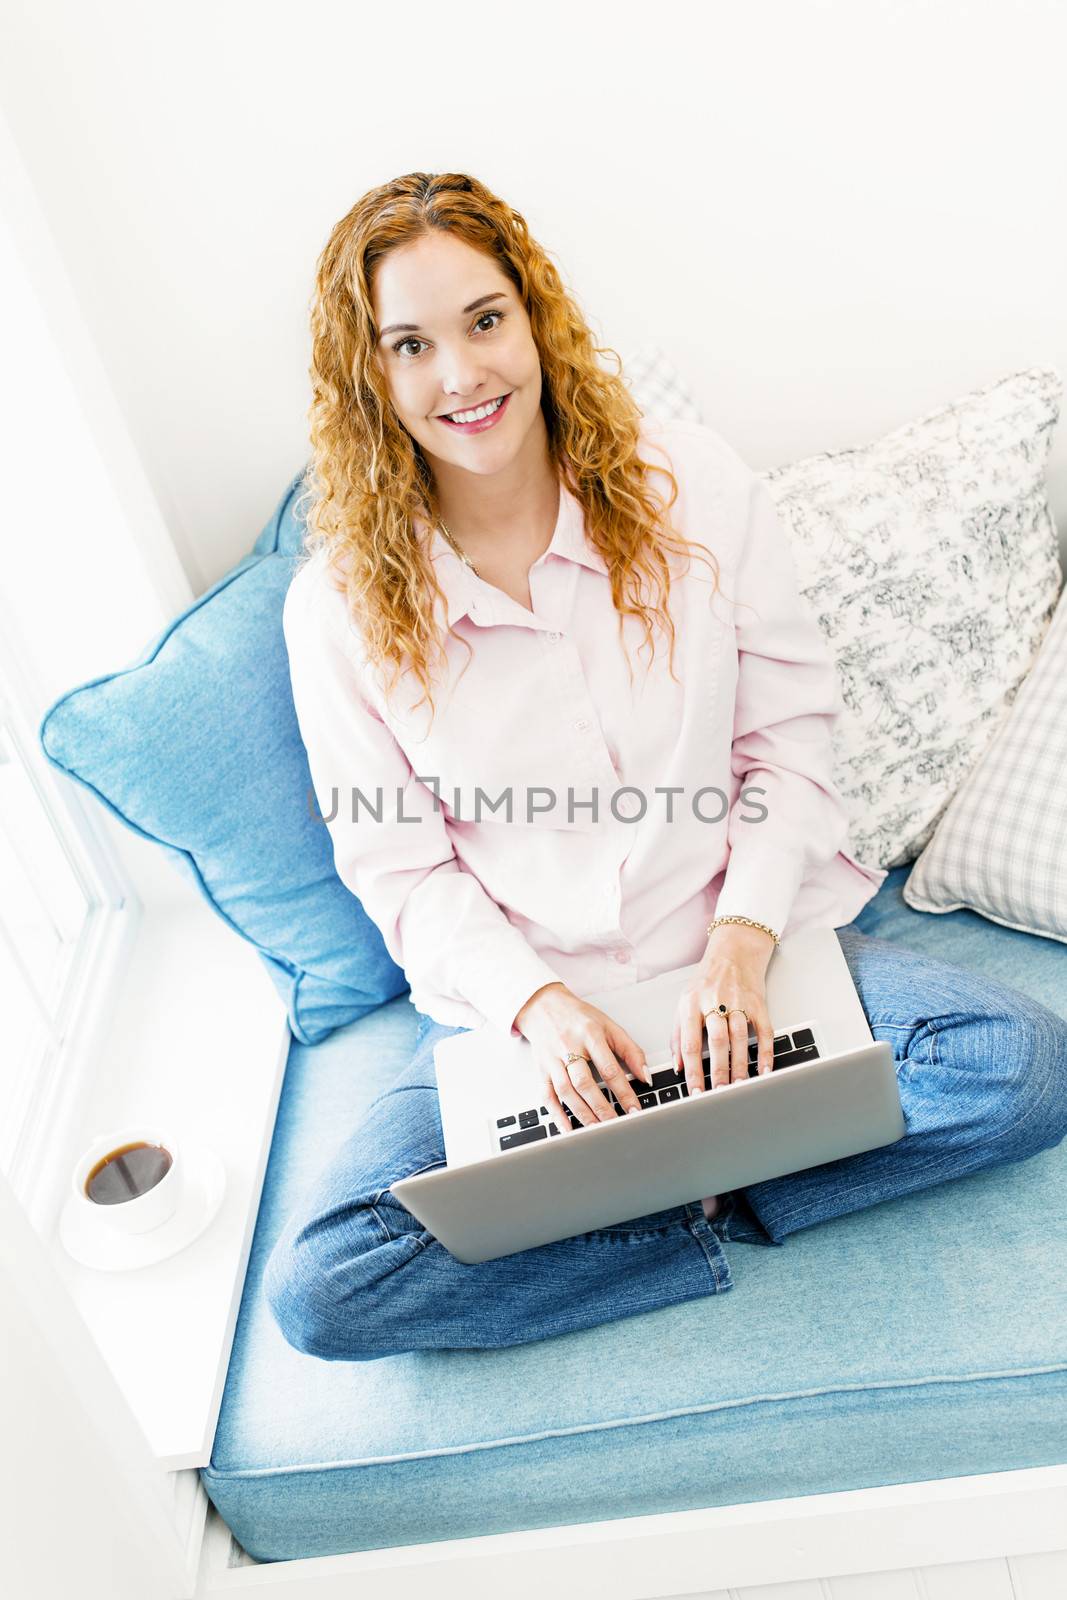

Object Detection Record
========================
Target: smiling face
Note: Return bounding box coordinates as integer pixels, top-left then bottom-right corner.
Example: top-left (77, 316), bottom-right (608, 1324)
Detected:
top-left (371, 231), bottom-right (546, 484)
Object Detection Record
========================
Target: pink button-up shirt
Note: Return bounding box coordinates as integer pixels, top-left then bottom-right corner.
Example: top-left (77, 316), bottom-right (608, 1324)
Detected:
top-left (282, 418), bottom-right (888, 1038)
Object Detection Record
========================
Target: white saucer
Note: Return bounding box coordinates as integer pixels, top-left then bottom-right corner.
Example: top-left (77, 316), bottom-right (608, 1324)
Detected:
top-left (59, 1142), bottom-right (227, 1272)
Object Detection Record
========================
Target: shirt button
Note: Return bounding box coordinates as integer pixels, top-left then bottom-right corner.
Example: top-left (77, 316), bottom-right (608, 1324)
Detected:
top-left (547, 630), bottom-right (562, 643)
top-left (574, 719), bottom-right (590, 732)
top-left (613, 949), bottom-right (632, 964)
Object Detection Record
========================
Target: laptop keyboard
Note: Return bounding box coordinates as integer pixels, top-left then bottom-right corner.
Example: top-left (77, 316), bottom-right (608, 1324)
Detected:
top-left (493, 1025), bottom-right (821, 1152)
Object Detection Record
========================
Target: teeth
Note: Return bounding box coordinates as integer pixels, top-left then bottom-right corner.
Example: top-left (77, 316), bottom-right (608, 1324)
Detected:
top-left (447, 395), bottom-right (504, 424)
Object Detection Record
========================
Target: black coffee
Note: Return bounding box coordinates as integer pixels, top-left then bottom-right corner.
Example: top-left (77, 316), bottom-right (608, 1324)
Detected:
top-left (84, 1142), bottom-right (172, 1205)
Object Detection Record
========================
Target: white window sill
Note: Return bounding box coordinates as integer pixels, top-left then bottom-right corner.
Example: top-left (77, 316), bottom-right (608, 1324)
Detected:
top-left (45, 868), bottom-right (290, 1470)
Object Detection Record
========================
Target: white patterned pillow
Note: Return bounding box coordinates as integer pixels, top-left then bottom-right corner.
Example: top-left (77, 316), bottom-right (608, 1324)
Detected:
top-left (761, 368), bottom-right (1063, 868)
top-left (902, 577), bottom-right (1067, 940)
top-left (616, 353), bottom-right (1063, 872)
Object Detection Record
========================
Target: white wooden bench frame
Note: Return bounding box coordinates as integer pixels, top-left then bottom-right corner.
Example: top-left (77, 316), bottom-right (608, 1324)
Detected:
top-left (188, 1464), bottom-right (1067, 1598)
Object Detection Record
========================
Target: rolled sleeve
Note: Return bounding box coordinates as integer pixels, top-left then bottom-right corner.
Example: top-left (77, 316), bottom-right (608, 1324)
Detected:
top-left (282, 562), bottom-right (563, 1037)
top-left (713, 470), bottom-right (852, 939)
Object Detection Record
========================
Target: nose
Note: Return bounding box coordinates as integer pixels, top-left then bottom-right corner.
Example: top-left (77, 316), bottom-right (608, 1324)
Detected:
top-left (437, 345), bottom-right (490, 403)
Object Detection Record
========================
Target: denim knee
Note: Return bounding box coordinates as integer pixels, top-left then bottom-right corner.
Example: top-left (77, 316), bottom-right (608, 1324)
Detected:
top-left (262, 1205), bottom-right (396, 1362)
top-left (262, 1225), bottom-right (332, 1359)
top-left (981, 1001), bottom-right (1067, 1159)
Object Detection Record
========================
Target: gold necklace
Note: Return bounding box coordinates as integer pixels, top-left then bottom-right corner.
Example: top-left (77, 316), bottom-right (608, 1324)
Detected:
top-left (438, 519), bottom-right (480, 578)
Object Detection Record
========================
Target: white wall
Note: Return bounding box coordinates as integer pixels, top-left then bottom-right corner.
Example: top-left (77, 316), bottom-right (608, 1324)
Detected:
top-left (1, 0), bottom-right (1065, 594)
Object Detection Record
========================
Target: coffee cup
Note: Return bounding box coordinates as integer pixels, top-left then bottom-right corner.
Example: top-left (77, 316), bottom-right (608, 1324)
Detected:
top-left (71, 1128), bottom-right (184, 1236)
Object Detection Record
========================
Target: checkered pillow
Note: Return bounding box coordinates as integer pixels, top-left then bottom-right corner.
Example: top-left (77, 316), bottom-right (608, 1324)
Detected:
top-left (902, 577), bottom-right (1067, 941)
top-left (621, 342), bottom-right (705, 423)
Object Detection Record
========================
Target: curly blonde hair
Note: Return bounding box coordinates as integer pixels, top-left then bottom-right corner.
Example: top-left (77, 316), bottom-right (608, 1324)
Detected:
top-left (298, 171), bottom-right (727, 724)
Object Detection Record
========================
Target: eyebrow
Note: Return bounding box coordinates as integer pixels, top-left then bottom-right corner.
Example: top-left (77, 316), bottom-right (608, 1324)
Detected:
top-left (377, 291), bottom-right (508, 343)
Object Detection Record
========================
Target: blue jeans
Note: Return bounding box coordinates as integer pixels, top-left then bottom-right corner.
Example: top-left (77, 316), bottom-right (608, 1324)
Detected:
top-left (264, 926), bottom-right (1067, 1360)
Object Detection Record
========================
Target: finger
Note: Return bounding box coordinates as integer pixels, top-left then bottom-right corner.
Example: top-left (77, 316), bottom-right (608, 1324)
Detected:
top-left (557, 1069), bottom-right (596, 1127)
top-left (564, 1053), bottom-right (611, 1123)
top-left (609, 1025), bottom-right (653, 1089)
top-left (549, 1051), bottom-right (596, 1129)
top-left (681, 999), bottom-right (706, 1097)
top-left (544, 1081), bottom-right (574, 1135)
top-left (706, 1013), bottom-right (731, 1090)
top-left (585, 1040), bottom-right (628, 1121)
top-left (729, 1011), bottom-right (752, 1084)
top-left (754, 1012), bottom-right (775, 1077)
top-left (600, 1035), bottom-right (644, 1114)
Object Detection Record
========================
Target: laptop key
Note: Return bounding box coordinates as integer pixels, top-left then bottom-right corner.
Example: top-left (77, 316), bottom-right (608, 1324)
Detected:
top-left (496, 1114), bottom-right (517, 1128)
top-left (772, 1045), bottom-right (820, 1070)
top-left (638, 1092), bottom-right (658, 1108)
top-left (518, 1109), bottom-right (540, 1129)
top-left (792, 1028), bottom-right (814, 1048)
top-left (659, 1085), bottom-right (681, 1102)
top-left (500, 1125), bottom-right (550, 1150)
top-left (649, 1067), bottom-right (685, 1090)
top-left (772, 1036), bottom-right (791, 1055)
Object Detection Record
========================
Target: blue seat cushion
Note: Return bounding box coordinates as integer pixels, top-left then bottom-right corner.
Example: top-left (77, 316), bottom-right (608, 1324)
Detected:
top-left (38, 470), bottom-right (409, 1046)
top-left (201, 867), bottom-right (1067, 1561)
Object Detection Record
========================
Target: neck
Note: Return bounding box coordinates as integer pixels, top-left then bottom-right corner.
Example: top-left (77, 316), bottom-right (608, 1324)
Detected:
top-left (432, 414), bottom-right (560, 560)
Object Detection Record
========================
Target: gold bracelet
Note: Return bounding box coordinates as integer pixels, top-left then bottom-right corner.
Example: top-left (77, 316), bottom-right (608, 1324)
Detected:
top-left (705, 914), bottom-right (781, 947)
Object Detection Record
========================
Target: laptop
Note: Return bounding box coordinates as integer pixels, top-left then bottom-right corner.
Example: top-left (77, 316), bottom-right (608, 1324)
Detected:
top-left (391, 924), bottom-right (905, 1262)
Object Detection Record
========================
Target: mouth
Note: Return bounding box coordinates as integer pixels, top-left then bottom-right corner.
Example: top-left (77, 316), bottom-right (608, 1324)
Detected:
top-left (436, 392), bottom-right (512, 434)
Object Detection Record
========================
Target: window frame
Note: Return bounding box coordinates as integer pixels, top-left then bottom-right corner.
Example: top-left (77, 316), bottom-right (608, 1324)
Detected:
top-left (0, 113), bottom-right (291, 1475)
top-left (0, 585), bottom-right (145, 1234)
top-left (0, 106), bottom-right (199, 1230)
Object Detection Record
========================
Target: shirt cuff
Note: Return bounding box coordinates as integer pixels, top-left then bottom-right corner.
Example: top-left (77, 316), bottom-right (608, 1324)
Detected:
top-left (711, 845), bottom-right (805, 945)
top-left (460, 946), bottom-right (568, 1040)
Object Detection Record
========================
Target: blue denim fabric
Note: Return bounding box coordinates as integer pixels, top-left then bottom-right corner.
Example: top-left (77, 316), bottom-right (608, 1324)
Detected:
top-left (264, 925), bottom-right (1067, 1360)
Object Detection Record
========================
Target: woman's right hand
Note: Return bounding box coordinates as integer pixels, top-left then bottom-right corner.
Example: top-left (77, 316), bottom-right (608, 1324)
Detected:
top-left (514, 982), bottom-right (654, 1132)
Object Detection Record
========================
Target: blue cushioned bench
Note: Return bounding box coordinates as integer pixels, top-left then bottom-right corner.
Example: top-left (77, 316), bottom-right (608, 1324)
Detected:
top-left (200, 866), bottom-right (1067, 1563)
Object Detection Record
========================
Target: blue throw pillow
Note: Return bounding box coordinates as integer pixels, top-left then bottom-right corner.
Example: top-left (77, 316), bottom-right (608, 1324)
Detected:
top-left (250, 467), bottom-right (313, 558)
top-left (37, 470), bottom-right (410, 1045)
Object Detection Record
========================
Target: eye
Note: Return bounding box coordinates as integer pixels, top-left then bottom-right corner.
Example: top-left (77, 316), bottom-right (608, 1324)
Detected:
top-left (391, 308), bottom-right (506, 359)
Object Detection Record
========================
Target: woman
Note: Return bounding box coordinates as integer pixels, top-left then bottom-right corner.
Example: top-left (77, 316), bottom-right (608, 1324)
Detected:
top-left (265, 171), bottom-right (1067, 1361)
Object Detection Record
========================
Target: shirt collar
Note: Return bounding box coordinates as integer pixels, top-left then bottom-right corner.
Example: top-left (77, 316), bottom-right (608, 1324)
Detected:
top-left (420, 474), bottom-right (608, 630)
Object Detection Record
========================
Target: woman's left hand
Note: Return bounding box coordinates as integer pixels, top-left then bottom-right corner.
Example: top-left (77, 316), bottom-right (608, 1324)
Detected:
top-left (670, 925), bottom-right (778, 1095)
